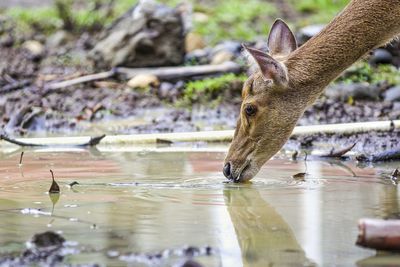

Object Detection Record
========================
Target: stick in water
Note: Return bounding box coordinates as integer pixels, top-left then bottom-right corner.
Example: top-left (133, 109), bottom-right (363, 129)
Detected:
top-left (0, 134), bottom-right (106, 147)
top-left (19, 151), bottom-right (24, 166)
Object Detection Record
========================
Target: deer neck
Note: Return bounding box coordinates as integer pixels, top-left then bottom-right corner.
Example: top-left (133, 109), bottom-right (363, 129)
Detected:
top-left (286, 0), bottom-right (400, 103)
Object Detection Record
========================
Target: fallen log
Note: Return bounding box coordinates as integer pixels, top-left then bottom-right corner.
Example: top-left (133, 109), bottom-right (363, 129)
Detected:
top-left (115, 61), bottom-right (242, 80)
top-left (42, 62), bottom-right (242, 91)
top-left (357, 218), bottom-right (400, 251)
top-left (45, 70), bottom-right (116, 91)
top-left (0, 120), bottom-right (399, 146)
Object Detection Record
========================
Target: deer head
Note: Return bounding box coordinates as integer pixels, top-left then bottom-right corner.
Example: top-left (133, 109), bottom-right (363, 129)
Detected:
top-left (223, 0), bottom-right (400, 182)
top-left (223, 19), bottom-right (304, 182)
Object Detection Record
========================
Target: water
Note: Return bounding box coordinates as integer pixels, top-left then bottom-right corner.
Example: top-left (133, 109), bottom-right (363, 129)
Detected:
top-left (0, 145), bottom-right (399, 266)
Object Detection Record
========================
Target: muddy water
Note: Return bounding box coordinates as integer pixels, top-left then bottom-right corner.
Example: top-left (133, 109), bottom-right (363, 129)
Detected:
top-left (0, 146), bottom-right (399, 266)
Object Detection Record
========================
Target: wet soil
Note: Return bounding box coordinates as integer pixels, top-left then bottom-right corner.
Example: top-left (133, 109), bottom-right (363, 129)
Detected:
top-left (0, 17), bottom-right (399, 154)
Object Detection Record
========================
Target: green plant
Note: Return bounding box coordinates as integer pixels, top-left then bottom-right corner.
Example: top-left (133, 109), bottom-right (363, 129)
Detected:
top-left (193, 0), bottom-right (276, 44)
top-left (290, 0), bottom-right (349, 25)
top-left (5, 7), bottom-right (61, 33)
top-left (338, 61), bottom-right (400, 85)
top-left (178, 73), bottom-right (247, 106)
top-left (4, 0), bottom-right (141, 34)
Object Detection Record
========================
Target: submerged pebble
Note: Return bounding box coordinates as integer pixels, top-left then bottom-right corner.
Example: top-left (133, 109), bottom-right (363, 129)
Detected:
top-left (31, 231), bottom-right (65, 248)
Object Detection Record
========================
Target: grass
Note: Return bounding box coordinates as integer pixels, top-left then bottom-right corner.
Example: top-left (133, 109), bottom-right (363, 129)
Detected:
top-left (5, 7), bottom-right (61, 33)
top-left (3, 0), bottom-right (138, 34)
top-left (338, 61), bottom-right (400, 86)
top-left (192, 0), bottom-right (276, 44)
top-left (178, 73), bottom-right (247, 106)
top-left (290, 0), bottom-right (349, 25)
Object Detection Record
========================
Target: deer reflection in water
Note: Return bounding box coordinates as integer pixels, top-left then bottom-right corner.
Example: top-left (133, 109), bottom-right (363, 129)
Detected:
top-left (224, 185), bottom-right (315, 266)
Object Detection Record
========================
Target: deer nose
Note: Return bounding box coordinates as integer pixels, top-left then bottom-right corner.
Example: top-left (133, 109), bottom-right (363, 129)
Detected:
top-left (223, 162), bottom-right (232, 179)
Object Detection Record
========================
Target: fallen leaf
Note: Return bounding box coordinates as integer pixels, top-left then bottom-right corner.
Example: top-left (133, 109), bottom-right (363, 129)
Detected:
top-left (49, 170), bottom-right (60, 194)
top-left (292, 172), bottom-right (306, 181)
top-left (69, 181), bottom-right (79, 187)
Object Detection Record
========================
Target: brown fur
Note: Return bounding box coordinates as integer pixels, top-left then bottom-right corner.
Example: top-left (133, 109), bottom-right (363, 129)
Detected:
top-left (224, 0), bottom-right (400, 182)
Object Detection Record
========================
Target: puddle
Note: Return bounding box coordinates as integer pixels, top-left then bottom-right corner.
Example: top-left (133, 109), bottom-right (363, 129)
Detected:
top-left (0, 146), bottom-right (399, 266)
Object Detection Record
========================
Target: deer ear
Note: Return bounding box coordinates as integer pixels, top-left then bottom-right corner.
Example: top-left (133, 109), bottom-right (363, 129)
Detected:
top-left (243, 44), bottom-right (288, 86)
top-left (267, 19), bottom-right (297, 56)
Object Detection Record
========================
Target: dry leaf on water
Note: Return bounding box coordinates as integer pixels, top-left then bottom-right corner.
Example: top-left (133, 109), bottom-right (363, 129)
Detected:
top-left (49, 170), bottom-right (60, 194)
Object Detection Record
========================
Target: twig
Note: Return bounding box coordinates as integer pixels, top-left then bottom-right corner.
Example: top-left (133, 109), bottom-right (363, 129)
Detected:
top-left (0, 134), bottom-right (106, 147)
top-left (81, 134), bottom-right (106, 147)
top-left (19, 151), bottom-right (24, 165)
top-left (45, 70), bottom-right (117, 91)
top-left (116, 61), bottom-right (242, 80)
top-left (0, 79), bottom-right (31, 95)
top-left (0, 134), bottom-right (42, 147)
top-left (320, 143), bottom-right (356, 158)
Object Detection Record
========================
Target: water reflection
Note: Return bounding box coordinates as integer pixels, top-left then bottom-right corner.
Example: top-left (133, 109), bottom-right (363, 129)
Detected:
top-left (224, 185), bottom-right (314, 266)
top-left (0, 147), bottom-right (400, 266)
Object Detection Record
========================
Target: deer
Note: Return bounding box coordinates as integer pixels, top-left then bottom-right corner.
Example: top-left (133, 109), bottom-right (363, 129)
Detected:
top-left (223, 0), bottom-right (400, 182)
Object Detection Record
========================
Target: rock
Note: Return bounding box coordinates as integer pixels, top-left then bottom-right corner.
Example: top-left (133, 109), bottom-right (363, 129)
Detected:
top-left (297, 24), bottom-right (325, 44)
top-left (158, 82), bottom-right (174, 98)
top-left (384, 39), bottom-right (400, 67)
top-left (384, 86), bottom-right (400, 102)
top-left (90, 0), bottom-right (186, 68)
top-left (22, 40), bottom-right (45, 59)
top-left (193, 12), bottom-right (209, 23)
top-left (46, 30), bottom-right (72, 48)
top-left (211, 50), bottom-right (234, 65)
top-left (185, 32), bottom-right (206, 53)
top-left (0, 34), bottom-right (14, 47)
top-left (127, 74), bottom-right (159, 89)
top-left (369, 48), bottom-right (393, 65)
top-left (185, 48), bottom-right (211, 64)
top-left (212, 41), bottom-right (242, 56)
top-left (31, 231), bottom-right (65, 249)
top-left (325, 83), bottom-right (381, 101)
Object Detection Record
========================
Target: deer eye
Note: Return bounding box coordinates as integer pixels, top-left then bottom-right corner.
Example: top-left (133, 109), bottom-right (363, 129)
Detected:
top-left (244, 105), bottom-right (257, 116)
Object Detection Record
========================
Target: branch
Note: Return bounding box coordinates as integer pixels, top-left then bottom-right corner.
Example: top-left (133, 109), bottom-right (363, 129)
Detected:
top-left (45, 70), bottom-right (116, 91)
top-left (0, 79), bottom-right (31, 95)
top-left (115, 61), bottom-right (242, 80)
top-left (0, 134), bottom-right (105, 147)
top-left (320, 143), bottom-right (356, 158)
